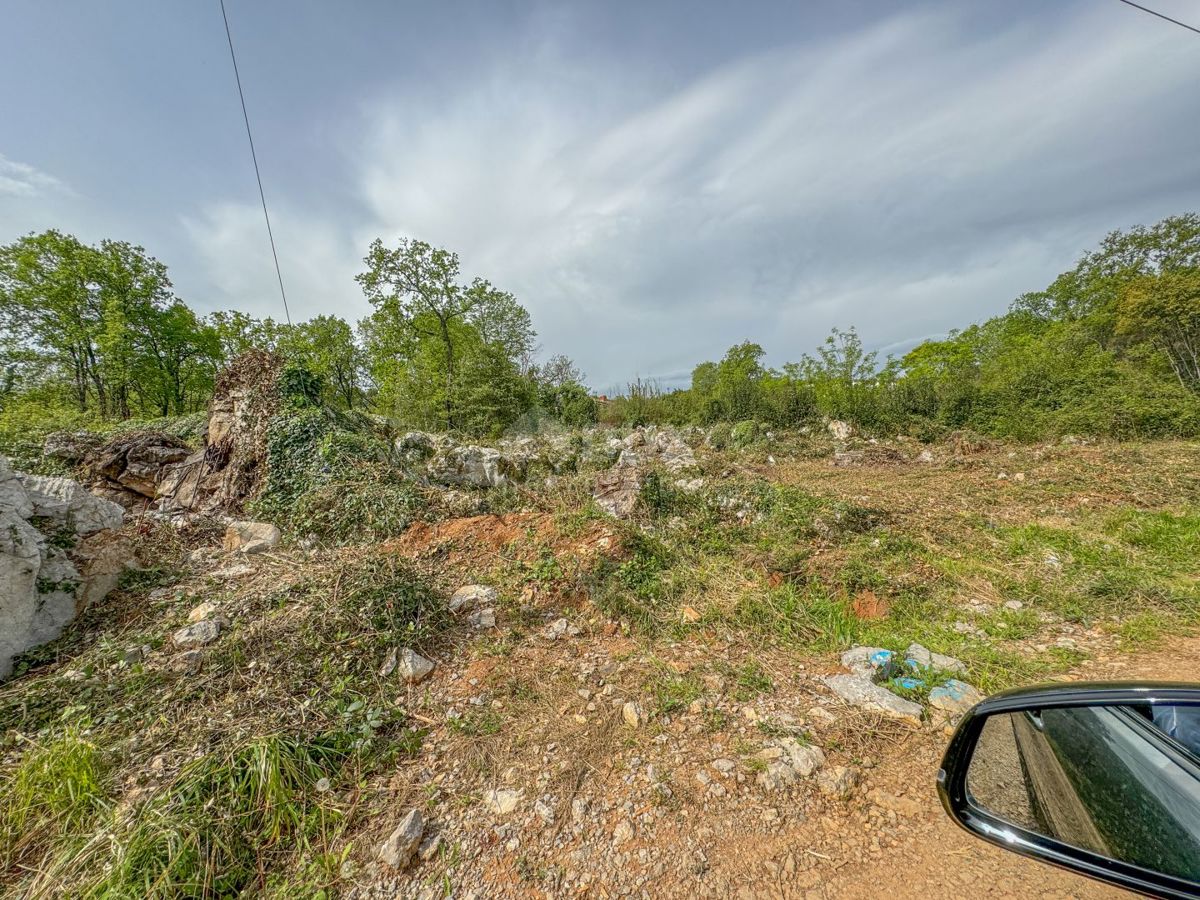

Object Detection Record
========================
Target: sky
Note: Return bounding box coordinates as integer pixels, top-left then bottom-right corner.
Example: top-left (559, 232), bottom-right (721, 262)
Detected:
top-left (3, 0), bottom-right (1199, 391)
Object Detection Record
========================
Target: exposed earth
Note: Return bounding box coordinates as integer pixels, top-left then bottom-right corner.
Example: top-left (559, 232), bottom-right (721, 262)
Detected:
top-left (2, 422), bottom-right (1197, 898)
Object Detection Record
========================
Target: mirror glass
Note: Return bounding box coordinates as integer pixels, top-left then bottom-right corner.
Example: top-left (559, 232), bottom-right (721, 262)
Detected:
top-left (966, 703), bottom-right (1200, 884)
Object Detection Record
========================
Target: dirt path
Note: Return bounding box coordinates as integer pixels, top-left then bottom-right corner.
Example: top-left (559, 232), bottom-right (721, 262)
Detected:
top-left (714, 636), bottom-right (1200, 900)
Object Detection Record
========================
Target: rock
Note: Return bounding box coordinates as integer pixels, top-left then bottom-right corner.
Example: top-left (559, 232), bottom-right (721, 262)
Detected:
top-left (427, 445), bottom-right (516, 488)
top-left (904, 643), bottom-right (967, 675)
top-left (816, 765), bottom-right (858, 799)
top-left (210, 562), bottom-right (254, 579)
top-left (828, 420), bottom-right (853, 441)
top-left (417, 833), bottom-right (444, 862)
top-left (916, 449), bottom-right (935, 463)
top-left (772, 739), bottom-right (825, 777)
top-left (468, 608), bottom-right (496, 629)
top-left (171, 649), bottom-right (204, 674)
top-left (43, 430), bottom-right (103, 463)
top-left (187, 601), bottom-right (220, 623)
top-left (396, 431), bottom-right (436, 454)
top-left (622, 701), bottom-right (644, 728)
top-left (711, 758), bottom-right (736, 775)
top-left (222, 521), bottom-right (281, 555)
top-left (1, 458), bottom-right (129, 681)
top-left (571, 797), bottom-right (589, 823)
top-left (823, 674), bottom-right (924, 726)
top-left (449, 584), bottom-right (497, 613)
top-left (840, 646), bottom-right (895, 678)
top-left (928, 679), bottom-right (985, 716)
top-left (756, 762), bottom-right (798, 793)
top-left (612, 820), bottom-right (635, 845)
top-left (592, 466), bottom-right (642, 519)
top-left (120, 645), bottom-right (146, 665)
top-left (379, 648), bottom-right (398, 677)
top-left (395, 648), bottom-right (435, 683)
top-left (543, 617), bottom-right (579, 640)
top-left (534, 799), bottom-right (555, 823)
top-left (483, 788), bottom-right (523, 816)
top-left (87, 431), bottom-right (193, 499)
top-left (807, 705), bottom-right (836, 724)
top-left (18, 473), bottom-right (124, 534)
top-left (1003, 600), bottom-right (1023, 611)
top-left (172, 619), bottom-right (222, 647)
top-left (378, 808), bottom-right (424, 870)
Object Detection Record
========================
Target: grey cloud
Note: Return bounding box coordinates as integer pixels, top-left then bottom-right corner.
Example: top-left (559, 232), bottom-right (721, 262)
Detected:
top-left (177, 2), bottom-right (1200, 390)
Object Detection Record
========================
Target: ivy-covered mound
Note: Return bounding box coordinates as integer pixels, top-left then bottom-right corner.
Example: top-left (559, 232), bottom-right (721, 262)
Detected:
top-left (252, 366), bottom-right (426, 542)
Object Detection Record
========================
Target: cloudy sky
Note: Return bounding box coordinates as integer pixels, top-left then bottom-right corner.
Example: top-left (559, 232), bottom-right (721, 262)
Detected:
top-left (3, 0), bottom-right (1199, 390)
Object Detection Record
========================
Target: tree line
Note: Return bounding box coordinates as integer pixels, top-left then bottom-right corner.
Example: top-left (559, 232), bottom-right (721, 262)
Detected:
top-left (2, 214), bottom-right (1197, 444)
top-left (0, 232), bottom-right (597, 439)
top-left (605, 213), bottom-right (1200, 440)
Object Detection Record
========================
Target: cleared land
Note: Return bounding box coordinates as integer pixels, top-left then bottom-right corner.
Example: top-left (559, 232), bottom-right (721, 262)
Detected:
top-left (1, 432), bottom-right (1197, 897)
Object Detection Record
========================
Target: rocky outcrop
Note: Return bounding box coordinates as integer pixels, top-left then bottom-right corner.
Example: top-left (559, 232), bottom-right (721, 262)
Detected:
top-left (158, 350), bottom-right (284, 514)
top-left (88, 432), bottom-right (193, 499)
top-left (1, 457), bottom-right (130, 681)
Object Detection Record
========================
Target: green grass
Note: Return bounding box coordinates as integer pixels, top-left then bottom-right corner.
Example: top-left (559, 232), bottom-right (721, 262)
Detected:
top-left (730, 661), bottom-right (774, 701)
top-left (0, 729), bottom-right (111, 872)
top-left (646, 668), bottom-right (703, 716)
top-left (53, 732), bottom-right (361, 897)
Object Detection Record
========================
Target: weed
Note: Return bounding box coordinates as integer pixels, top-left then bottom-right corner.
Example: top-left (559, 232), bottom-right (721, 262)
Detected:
top-left (730, 661), bottom-right (773, 700)
top-left (447, 708), bottom-right (504, 738)
top-left (647, 669), bottom-right (703, 716)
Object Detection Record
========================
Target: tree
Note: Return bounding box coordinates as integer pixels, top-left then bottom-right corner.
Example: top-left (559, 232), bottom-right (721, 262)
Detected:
top-left (538, 354), bottom-right (585, 389)
top-left (1117, 269), bottom-right (1200, 392)
top-left (0, 230), bottom-right (105, 413)
top-left (0, 231), bottom-right (219, 420)
top-left (799, 327), bottom-right (882, 423)
top-left (357, 237), bottom-right (536, 431)
top-left (275, 315), bottom-right (365, 409)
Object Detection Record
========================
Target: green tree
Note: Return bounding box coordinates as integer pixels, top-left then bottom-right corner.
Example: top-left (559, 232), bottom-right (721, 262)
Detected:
top-left (1116, 269), bottom-right (1200, 392)
top-left (275, 315), bottom-right (365, 409)
top-left (357, 237), bottom-right (536, 431)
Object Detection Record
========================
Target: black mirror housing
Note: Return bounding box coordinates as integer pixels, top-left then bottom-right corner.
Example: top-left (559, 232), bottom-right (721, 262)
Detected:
top-left (938, 682), bottom-right (1200, 900)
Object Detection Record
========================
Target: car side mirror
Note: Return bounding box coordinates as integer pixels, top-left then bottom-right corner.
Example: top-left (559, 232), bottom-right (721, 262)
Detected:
top-left (937, 682), bottom-right (1200, 900)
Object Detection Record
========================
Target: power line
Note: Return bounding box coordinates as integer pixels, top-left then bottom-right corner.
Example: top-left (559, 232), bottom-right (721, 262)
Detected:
top-left (1116, 0), bottom-right (1200, 36)
top-left (219, 0), bottom-right (292, 324)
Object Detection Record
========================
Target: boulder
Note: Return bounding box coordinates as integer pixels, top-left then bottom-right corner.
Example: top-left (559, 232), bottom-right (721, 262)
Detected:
top-left (840, 646), bottom-right (895, 679)
top-left (222, 521), bottom-right (281, 555)
top-left (592, 465), bottom-right (642, 519)
top-left (43, 431), bottom-right (103, 463)
top-left (928, 679), bottom-right (985, 716)
top-left (427, 445), bottom-right (516, 489)
top-left (1, 457), bottom-right (129, 680)
top-left (18, 473), bottom-right (124, 534)
top-left (828, 420), bottom-right (853, 441)
top-left (905, 643), bottom-right (967, 675)
top-left (87, 431), bottom-right (193, 499)
top-left (158, 350), bottom-right (285, 514)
